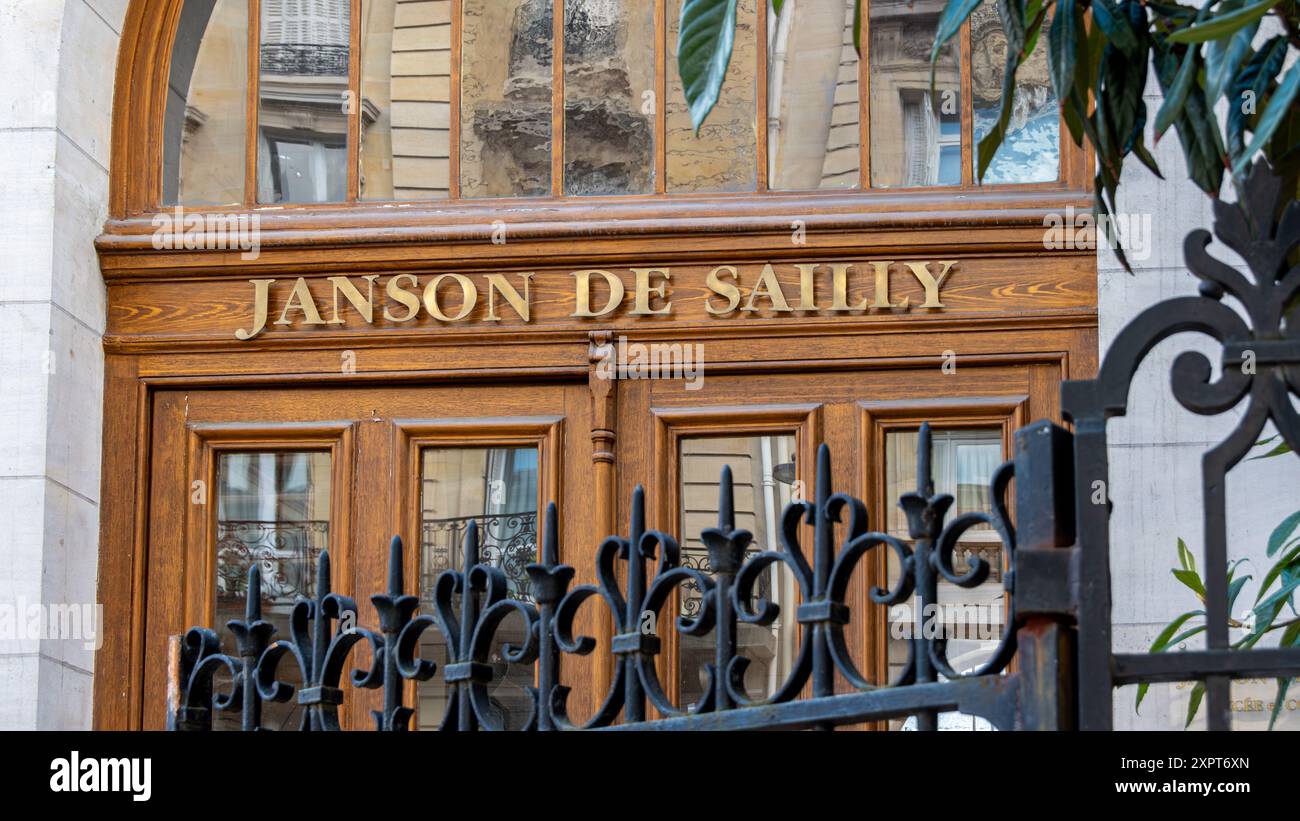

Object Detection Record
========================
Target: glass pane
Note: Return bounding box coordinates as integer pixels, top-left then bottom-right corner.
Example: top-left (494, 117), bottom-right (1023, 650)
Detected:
top-left (666, 0), bottom-right (759, 193)
top-left (214, 452), bottom-right (332, 731)
top-left (885, 428), bottom-right (1003, 730)
top-left (257, 0), bottom-right (352, 203)
top-left (419, 447), bottom-right (540, 729)
top-left (970, 2), bottom-right (1060, 184)
top-left (767, 0), bottom-right (859, 190)
top-left (461, 0), bottom-right (554, 198)
top-left (165, 0), bottom-right (248, 206)
top-left (677, 435), bottom-right (798, 708)
top-left (359, 0), bottom-right (453, 200)
top-left (563, 0), bottom-right (656, 195)
top-left (869, 0), bottom-right (961, 188)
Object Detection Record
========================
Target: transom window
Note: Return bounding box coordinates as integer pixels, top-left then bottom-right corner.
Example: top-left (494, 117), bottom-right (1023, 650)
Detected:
top-left (165, 0), bottom-right (1061, 207)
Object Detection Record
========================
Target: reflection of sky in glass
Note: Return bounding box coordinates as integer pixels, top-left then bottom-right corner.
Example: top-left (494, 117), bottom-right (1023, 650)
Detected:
top-left (974, 99), bottom-right (1060, 185)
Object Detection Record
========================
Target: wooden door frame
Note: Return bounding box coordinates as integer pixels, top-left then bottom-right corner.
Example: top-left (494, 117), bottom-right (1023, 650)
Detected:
top-left (649, 403), bottom-right (824, 709)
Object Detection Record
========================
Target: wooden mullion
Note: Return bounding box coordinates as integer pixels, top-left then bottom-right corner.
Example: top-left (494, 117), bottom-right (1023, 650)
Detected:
top-left (960, 19), bottom-right (974, 189)
top-left (450, 0), bottom-right (463, 199)
top-left (656, 0), bottom-right (667, 195)
top-left (756, 1), bottom-right (768, 192)
top-left (859, 0), bottom-right (870, 189)
top-left (551, 0), bottom-right (565, 197)
top-left (245, 0), bottom-right (261, 207)
top-left (347, 0), bottom-right (362, 203)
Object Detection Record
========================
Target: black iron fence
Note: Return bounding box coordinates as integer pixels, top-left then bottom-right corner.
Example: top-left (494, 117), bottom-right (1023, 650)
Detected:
top-left (169, 161), bottom-right (1300, 732)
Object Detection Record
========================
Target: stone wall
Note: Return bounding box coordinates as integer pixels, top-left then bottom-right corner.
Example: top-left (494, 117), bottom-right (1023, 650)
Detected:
top-left (0, 0), bottom-right (119, 729)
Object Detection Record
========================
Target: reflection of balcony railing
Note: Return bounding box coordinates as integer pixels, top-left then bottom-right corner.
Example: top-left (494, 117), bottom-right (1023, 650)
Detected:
top-left (260, 44), bottom-right (348, 76)
top-left (216, 520), bottom-right (329, 605)
top-left (421, 512), bottom-right (538, 604)
top-left (679, 547), bottom-right (771, 618)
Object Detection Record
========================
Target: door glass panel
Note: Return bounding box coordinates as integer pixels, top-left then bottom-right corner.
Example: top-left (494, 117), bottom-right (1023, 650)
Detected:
top-left (166, 0), bottom-right (248, 206)
top-left (214, 451), bottom-right (332, 731)
top-left (677, 435), bottom-right (798, 708)
top-left (885, 428), bottom-right (1002, 730)
top-left (969, 1), bottom-right (1060, 184)
top-left (563, 0), bottom-right (656, 196)
top-left (767, 0), bottom-right (860, 190)
top-left (418, 446), bottom-right (540, 729)
top-left (666, 0), bottom-right (759, 193)
top-left (359, 0), bottom-right (453, 200)
top-left (257, 0), bottom-right (352, 203)
top-left (868, 0), bottom-right (961, 188)
top-left (460, 0), bottom-right (554, 198)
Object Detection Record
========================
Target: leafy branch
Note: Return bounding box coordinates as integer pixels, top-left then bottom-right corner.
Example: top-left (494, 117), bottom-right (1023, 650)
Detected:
top-left (1141, 436), bottom-right (1300, 729)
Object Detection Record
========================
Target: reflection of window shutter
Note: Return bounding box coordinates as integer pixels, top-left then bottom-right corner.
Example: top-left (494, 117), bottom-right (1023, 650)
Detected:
top-left (262, 0), bottom-right (349, 45)
top-left (902, 98), bottom-right (926, 186)
top-left (922, 93), bottom-right (940, 186)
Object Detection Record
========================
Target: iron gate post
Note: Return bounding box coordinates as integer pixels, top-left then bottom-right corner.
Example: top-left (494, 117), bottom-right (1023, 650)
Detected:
top-left (1011, 420), bottom-right (1080, 730)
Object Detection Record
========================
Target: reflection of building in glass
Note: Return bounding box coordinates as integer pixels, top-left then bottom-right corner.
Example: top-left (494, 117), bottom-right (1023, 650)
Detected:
top-left (868, 0), bottom-right (961, 187)
top-left (256, 0), bottom-right (361, 203)
top-left (969, 3), bottom-right (1059, 184)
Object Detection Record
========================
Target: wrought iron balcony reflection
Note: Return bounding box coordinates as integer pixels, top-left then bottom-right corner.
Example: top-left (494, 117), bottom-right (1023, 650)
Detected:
top-left (259, 44), bottom-right (349, 77)
top-left (421, 512), bottom-right (538, 605)
top-left (216, 519), bottom-right (328, 605)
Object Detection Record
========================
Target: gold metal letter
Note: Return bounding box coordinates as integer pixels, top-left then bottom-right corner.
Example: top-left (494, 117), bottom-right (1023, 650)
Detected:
top-left (829, 263), bottom-right (867, 311)
top-left (274, 278), bottom-right (327, 326)
top-left (869, 261), bottom-right (907, 309)
top-left (384, 274), bottom-right (421, 322)
top-left (743, 264), bottom-right (794, 313)
top-left (484, 273), bottom-right (533, 322)
top-left (905, 260), bottom-right (957, 308)
top-left (705, 265), bottom-right (742, 315)
top-left (236, 279), bottom-right (276, 340)
top-left (629, 268), bottom-right (672, 316)
top-left (423, 274), bottom-right (478, 322)
top-left (571, 270), bottom-right (625, 318)
top-left (326, 275), bottom-right (379, 324)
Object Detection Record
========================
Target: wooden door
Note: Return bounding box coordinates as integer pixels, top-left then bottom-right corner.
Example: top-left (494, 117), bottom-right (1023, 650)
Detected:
top-left (617, 356), bottom-right (1054, 710)
top-left (140, 380), bottom-right (597, 730)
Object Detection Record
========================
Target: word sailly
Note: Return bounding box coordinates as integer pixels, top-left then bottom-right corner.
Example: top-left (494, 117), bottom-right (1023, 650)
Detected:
top-left (234, 260), bottom-right (958, 340)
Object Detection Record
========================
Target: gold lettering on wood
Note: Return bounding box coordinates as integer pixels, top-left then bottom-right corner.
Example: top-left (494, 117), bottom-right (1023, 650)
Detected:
top-left (233, 261), bottom-right (962, 339)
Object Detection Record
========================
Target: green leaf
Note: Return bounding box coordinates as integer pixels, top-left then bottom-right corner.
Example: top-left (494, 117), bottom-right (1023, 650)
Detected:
top-left (932, 0), bottom-right (984, 65)
top-left (677, 0), bottom-right (740, 133)
top-left (1235, 62), bottom-right (1300, 177)
top-left (853, 0), bottom-right (862, 57)
top-left (1249, 439), bottom-right (1293, 459)
top-left (1268, 510), bottom-right (1300, 557)
top-left (1167, 0), bottom-right (1282, 44)
top-left (771, 0), bottom-right (784, 15)
top-left (1230, 37), bottom-right (1291, 156)
top-left (1173, 568), bottom-right (1206, 599)
top-left (1091, 0), bottom-right (1140, 57)
top-left (1254, 541), bottom-right (1300, 606)
top-left (1048, 0), bottom-right (1079, 105)
top-left (1228, 573), bottom-right (1253, 610)
top-left (1185, 681), bottom-right (1206, 728)
top-left (1253, 575), bottom-right (1300, 624)
top-left (1137, 610), bottom-right (1205, 713)
top-left (1178, 538), bottom-right (1196, 573)
top-left (1269, 622), bottom-right (1300, 729)
top-left (1206, 20), bottom-right (1260, 104)
top-left (1154, 46), bottom-right (1199, 141)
